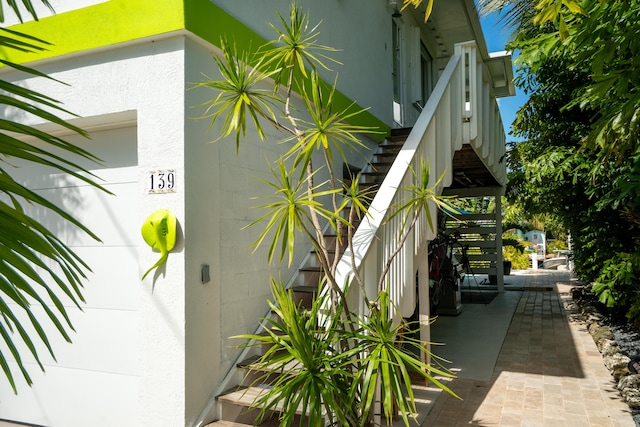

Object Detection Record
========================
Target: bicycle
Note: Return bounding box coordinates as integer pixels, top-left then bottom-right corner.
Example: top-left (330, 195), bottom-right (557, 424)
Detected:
top-left (427, 232), bottom-right (464, 313)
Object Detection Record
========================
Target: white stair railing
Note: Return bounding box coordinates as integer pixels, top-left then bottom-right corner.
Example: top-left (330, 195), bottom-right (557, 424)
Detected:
top-left (334, 41), bottom-right (506, 319)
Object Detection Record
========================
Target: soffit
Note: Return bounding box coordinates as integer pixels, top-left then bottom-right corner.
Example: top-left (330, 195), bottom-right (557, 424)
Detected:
top-left (410, 0), bottom-right (515, 98)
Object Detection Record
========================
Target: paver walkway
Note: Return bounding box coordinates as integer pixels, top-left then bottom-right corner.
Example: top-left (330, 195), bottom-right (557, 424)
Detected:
top-left (423, 272), bottom-right (637, 426)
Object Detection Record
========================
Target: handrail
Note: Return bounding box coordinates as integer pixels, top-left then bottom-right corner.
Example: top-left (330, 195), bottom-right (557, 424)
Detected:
top-left (334, 41), bottom-right (506, 318)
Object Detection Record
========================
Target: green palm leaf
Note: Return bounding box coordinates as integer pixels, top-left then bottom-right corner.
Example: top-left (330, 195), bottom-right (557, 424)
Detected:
top-left (349, 291), bottom-right (458, 426)
top-left (233, 279), bottom-right (356, 426)
top-left (0, 7), bottom-right (108, 393)
top-left (287, 72), bottom-right (381, 169)
top-left (0, 0), bottom-right (54, 23)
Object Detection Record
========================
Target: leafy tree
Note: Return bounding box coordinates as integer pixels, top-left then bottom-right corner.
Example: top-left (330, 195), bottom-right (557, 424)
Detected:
top-left (198, 4), bottom-right (457, 425)
top-left (1, 2), bottom-right (106, 392)
top-left (484, 0), bottom-right (640, 322)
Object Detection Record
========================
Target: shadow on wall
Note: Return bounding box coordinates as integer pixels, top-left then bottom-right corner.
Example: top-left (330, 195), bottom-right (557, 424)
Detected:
top-left (3, 126), bottom-right (139, 248)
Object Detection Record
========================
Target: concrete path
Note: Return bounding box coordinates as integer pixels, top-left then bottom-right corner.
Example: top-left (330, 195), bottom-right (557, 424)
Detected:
top-left (423, 269), bottom-right (637, 426)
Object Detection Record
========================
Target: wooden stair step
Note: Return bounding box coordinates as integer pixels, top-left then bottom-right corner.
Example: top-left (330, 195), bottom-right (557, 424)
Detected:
top-left (238, 355), bottom-right (303, 374)
top-left (297, 267), bottom-right (322, 273)
top-left (362, 170), bottom-right (388, 176)
top-left (218, 386), bottom-right (318, 417)
top-left (290, 283), bottom-right (319, 292)
top-left (290, 284), bottom-right (319, 307)
top-left (237, 354), bottom-right (261, 368)
top-left (377, 145), bottom-right (403, 153)
top-left (390, 127), bottom-right (412, 138)
top-left (205, 421), bottom-right (253, 427)
top-left (370, 161), bottom-right (394, 167)
top-left (218, 386), bottom-right (270, 408)
top-left (374, 149), bottom-right (399, 155)
top-left (381, 137), bottom-right (405, 145)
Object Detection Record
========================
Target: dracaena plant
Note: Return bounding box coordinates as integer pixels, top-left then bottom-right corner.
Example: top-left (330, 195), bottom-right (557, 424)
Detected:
top-left (198, 3), bottom-right (457, 425)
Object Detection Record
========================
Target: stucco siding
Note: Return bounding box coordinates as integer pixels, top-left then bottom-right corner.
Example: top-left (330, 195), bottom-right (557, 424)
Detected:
top-left (214, 0), bottom-right (394, 126)
top-left (0, 37), bottom-right (189, 425)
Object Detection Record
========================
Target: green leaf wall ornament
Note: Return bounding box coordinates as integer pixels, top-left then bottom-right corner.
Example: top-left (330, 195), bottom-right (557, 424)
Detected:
top-left (141, 209), bottom-right (177, 280)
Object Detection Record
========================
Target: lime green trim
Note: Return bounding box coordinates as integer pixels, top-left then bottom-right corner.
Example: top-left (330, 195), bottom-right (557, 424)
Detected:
top-left (5, 0), bottom-right (388, 138)
top-left (4, 0), bottom-right (185, 64)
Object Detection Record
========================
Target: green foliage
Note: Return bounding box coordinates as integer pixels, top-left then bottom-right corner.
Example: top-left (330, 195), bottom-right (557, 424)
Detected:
top-left (246, 159), bottom-right (343, 266)
top-left (502, 237), bottom-right (525, 253)
top-left (496, 0), bottom-right (640, 321)
top-left (450, 196), bottom-right (494, 214)
top-left (511, 0), bottom-right (640, 162)
top-left (502, 236), bottom-right (530, 270)
top-left (592, 252), bottom-right (640, 323)
top-left (401, 0), bottom-right (435, 22)
top-left (1, 3), bottom-right (106, 392)
top-left (504, 246), bottom-right (531, 270)
top-left (350, 291), bottom-right (456, 426)
top-left (234, 280), bottom-right (357, 427)
top-left (263, 5), bottom-right (340, 86)
top-left (236, 281), bottom-right (456, 427)
top-left (546, 239), bottom-right (567, 254)
top-left (289, 72), bottom-right (376, 169)
top-left (194, 38), bottom-right (280, 151)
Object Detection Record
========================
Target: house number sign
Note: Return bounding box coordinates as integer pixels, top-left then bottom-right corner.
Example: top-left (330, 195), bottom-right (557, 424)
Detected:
top-left (147, 169), bottom-right (176, 194)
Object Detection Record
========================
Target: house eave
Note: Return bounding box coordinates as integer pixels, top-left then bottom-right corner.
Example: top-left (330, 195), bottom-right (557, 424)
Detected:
top-left (414, 0), bottom-right (515, 98)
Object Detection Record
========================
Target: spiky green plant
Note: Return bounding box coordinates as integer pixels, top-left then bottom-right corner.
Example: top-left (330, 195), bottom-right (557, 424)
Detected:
top-left (234, 279), bottom-right (358, 427)
top-left (351, 291), bottom-right (456, 427)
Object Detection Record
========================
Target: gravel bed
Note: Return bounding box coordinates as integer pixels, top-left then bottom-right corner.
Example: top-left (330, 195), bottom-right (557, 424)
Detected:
top-left (572, 286), bottom-right (640, 426)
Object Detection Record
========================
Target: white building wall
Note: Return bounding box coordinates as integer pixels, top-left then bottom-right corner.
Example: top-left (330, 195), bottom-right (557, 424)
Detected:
top-left (214, 0), bottom-right (395, 126)
top-left (0, 37), bottom-right (189, 426)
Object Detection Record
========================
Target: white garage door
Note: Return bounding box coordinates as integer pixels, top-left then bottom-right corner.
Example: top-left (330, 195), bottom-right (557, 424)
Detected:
top-left (0, 125), bottom-right (140, 427)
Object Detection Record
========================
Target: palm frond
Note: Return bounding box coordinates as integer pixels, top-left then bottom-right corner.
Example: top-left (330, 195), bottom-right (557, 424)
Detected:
top-left (0, 10), bottom-right (107, 393)
top-left (287, 72), bottom-right (382, 169)
top-left (0, 0), bottom-right (54, 24)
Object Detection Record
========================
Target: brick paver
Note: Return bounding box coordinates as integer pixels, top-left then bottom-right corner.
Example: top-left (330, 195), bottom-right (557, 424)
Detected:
top-left (423, 272), bottom-right (636, 426)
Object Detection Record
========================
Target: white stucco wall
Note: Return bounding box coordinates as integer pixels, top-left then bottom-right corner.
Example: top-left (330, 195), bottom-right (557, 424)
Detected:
top-left (0, 36), bottom-right (188, 426)
top-left (214, 0), bottom-right (394, 126)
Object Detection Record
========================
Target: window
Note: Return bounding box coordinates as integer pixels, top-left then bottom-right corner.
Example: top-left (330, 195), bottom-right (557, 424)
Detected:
top-left (420, 42), bottom-right (434, 107)
top-left (392, 20), bottom-right (403, 125)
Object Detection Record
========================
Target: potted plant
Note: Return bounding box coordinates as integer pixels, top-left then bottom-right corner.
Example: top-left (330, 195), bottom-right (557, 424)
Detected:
top-left (489, 237), bottom-right (526, 284)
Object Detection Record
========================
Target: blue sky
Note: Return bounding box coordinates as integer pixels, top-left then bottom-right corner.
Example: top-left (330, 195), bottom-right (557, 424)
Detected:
top-left (480, 12), bottom-right (527, 142)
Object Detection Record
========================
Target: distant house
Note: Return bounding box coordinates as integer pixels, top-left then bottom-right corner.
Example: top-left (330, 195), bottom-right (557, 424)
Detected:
top-left (0, 1), bottom-right (513, 425)
top-left (525, 229), bottom-right (547, 255)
